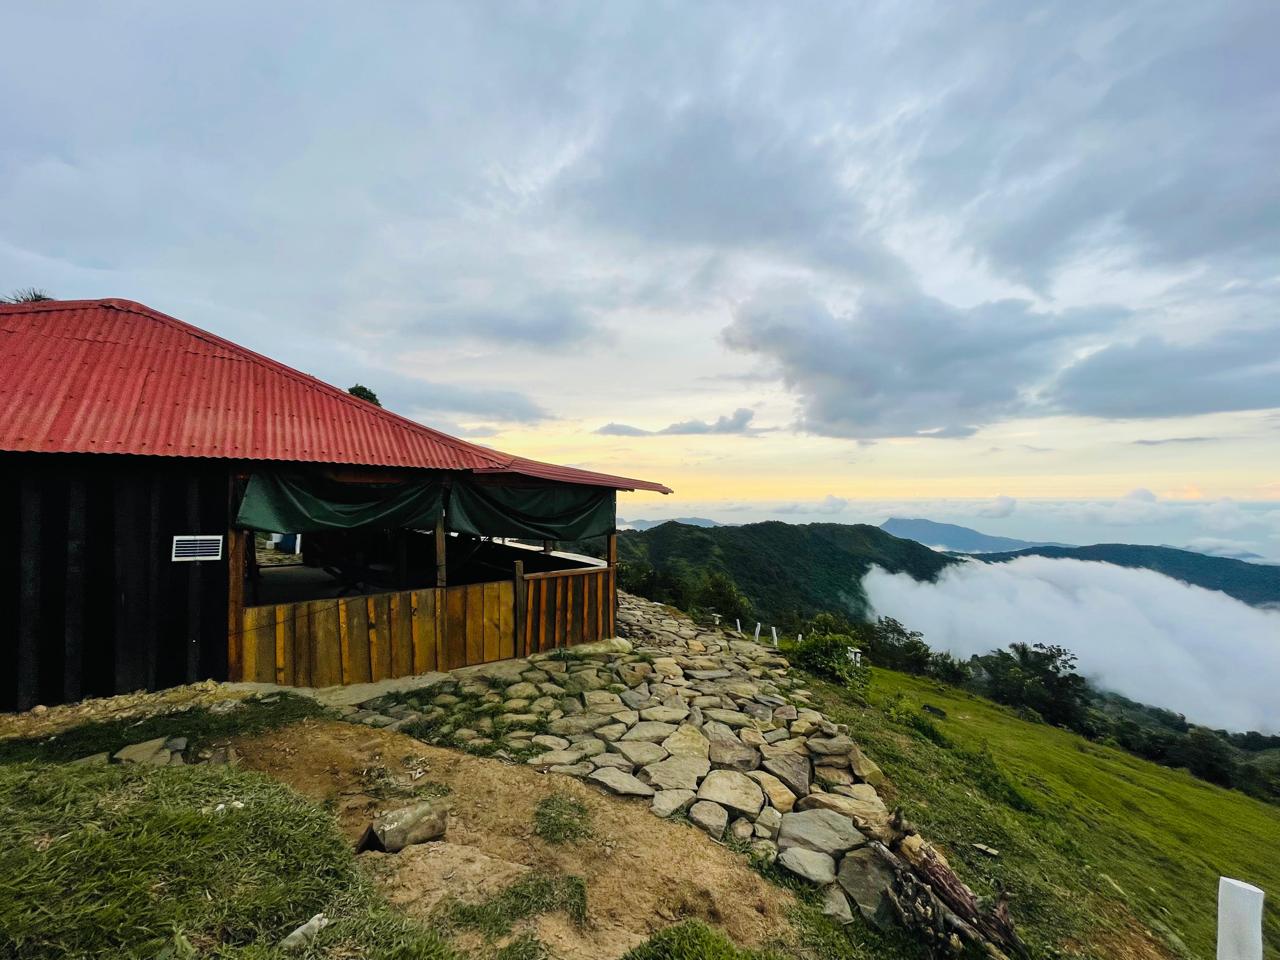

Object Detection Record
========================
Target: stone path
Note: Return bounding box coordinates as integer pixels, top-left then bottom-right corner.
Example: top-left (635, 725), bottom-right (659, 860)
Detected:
top-left (338, 592), bottom-right (907, 929)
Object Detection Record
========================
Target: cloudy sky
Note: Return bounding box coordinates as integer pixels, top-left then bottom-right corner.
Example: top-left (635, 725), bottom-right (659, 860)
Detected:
top-left (4, 2), bottom-right (1278, 552)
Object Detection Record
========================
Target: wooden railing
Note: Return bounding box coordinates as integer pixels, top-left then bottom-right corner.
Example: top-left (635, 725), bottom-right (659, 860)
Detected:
top-left (235, 562), bottom-right (615, 686)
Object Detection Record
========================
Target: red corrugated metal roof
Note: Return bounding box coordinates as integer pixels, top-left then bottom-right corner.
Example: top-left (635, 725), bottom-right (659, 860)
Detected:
top-left (0, 298), bottom-right (671, 494)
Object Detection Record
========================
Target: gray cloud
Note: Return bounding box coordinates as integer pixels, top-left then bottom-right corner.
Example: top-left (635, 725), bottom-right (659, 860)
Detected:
top-left (723, 286), bottom-right (1119, 439)
top-left (1049, 327), bottom-right (1280, 419)
top-left (1, 2), bottom-right (1277, 446)
top-left (1130, 437), bottom-right (1216, 446)
top-left (596, 408), bottom-right (760, 437)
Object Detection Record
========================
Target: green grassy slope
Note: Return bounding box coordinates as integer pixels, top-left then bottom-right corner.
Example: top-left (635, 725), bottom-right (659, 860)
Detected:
top-left (618, 521), bottom-right (955, 624)
top-left (804, 667), bottom-right (1280, 959)
top-left (978, 543), bottom-right (1280, 607)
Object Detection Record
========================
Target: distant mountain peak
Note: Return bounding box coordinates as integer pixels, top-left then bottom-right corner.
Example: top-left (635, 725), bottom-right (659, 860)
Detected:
top-left (880, 517), bottom-right (1067, 554)
top-left (620, 516), bottom-right (722, 531)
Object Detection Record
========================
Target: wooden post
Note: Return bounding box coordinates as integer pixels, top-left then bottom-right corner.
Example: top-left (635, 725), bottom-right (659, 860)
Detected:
top-left (435, 515), bottom-right (447, 588)
top-left (226, 528), bottom-right (246, 681)
top-left (607, 533), bottom-right (618, 638)
top-left (513, 560), bottom-right (526, 657)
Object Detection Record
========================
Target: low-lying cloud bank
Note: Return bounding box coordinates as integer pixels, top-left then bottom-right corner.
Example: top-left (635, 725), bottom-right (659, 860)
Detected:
top-left (862, 556), bottom-right (1280, 733)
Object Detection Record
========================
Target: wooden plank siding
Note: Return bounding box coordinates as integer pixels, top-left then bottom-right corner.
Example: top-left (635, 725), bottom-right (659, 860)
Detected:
top-left (519, 567), bottom-right (613, 657)
top-left (238, 565), bottom-right (612, 692)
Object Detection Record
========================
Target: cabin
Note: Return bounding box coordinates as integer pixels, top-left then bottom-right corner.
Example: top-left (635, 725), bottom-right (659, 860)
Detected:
top-left (0, 298), bottom-right (669, 712)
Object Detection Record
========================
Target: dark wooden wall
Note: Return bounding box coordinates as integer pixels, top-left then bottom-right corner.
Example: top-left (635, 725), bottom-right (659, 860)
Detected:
top-left (1, 453), bottom-right (231, 712)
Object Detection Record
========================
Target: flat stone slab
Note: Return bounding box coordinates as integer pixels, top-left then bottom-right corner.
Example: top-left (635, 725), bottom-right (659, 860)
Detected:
top-left (662, 725), bottom-right (711, 758)
top-left (701, 708), bottom-right (754, 728)
top-left (778, 809), bottom-right (867, 856)
top-left (651, 789), bottom-right (697, 818)
top-left (777, 846), bottom-right (836, 885)
top-left (688, 800), bottom-right (728, 839)
top-left (113, 737), bottom-right (171, 765)
top-left (762, 753), bottom-right (811, 797)
top-left (621, 721), bottom-right (680, 742)
top-left (609, 740), bottom-right (668, 766)
top-left (588, 767), bottom-right (655, 797)
top-left (641, 755), bottom-right (710, 791)
top-left (639, 704), bottom-right (690, 723)
top-left (708, 738), bottom-right (759, 772)
top-left (696, 769), bottom-right (764, 816)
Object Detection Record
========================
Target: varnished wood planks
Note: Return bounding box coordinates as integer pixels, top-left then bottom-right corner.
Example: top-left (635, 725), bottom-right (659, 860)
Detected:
top-left (311, 600), bottom-right (342, 687)
top-left (445, 586), bottom-right (467, 669)
top-left (482, 582), bottom-right (501, 662)
top-left (240, 572), bottom-right (581, 691)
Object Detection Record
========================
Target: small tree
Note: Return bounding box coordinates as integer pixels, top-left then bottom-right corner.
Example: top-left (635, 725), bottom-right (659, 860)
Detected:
top-left (2, 287), bottom-right (54, 303)
top-left (347, 384), bottom-right (381, 406)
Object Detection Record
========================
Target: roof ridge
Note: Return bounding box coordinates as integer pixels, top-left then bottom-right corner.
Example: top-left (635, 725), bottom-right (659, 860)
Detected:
top-left (90, 298), bottom-right (513, 469)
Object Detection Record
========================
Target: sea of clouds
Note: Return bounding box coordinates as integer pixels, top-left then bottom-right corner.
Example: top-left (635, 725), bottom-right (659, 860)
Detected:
top-left (862, 556), bottom-right (1280, 733)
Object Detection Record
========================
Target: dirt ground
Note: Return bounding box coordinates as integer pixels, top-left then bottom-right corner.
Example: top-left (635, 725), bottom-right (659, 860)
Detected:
top-left (234, 719), bottom-right (799, 959)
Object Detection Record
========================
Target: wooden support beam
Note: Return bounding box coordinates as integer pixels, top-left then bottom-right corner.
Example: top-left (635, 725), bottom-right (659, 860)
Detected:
top-left (513, 560), bottom-right (526, 657)
top-left (226, 527), bottom-right (246, 682)
top-left (607, 533), bottom-right (618, 638)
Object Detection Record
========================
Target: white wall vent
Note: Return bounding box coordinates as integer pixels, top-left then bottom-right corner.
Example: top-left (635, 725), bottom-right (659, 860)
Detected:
top-left (172, 535), bottom-right (223, 562)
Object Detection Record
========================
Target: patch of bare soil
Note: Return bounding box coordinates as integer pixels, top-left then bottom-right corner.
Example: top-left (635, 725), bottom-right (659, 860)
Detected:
top-left (234, 719), bottom-right (798, 959)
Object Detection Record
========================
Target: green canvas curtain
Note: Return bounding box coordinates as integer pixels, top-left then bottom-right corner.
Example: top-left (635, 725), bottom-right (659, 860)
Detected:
top-left (448, 480), bottom-right (615, 540)
top-left (235, 473), bottom-right (445, 533)
top-left (234, 471), bottom-right (615, 540)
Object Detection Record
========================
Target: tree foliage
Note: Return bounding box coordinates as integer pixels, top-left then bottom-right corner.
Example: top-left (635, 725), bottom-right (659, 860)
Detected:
top-left (347, 383), bottom-right (381, 406)
top-left (2, 287), bottom-right (54, 303)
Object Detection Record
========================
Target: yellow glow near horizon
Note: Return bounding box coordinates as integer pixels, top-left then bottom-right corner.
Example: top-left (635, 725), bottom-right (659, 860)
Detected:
top-left (474, 412), bottom-right (1280, 504)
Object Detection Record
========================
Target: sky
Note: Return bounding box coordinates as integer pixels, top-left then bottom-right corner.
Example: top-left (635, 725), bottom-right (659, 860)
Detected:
top-left (3, 2), bottom-right (1278, 555)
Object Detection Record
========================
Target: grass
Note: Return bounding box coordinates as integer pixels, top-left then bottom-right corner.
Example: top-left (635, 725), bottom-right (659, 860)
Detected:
top-left (803, 667), bottom-right (1280, 959)
top-left (533, 791), bottom-right (593, 844)
top-left (0, 693), bottom-right (329, 764)
top-left (435, 873), bottom-right (588, 940)
top-left (0, 762), bottom-right (457, 959)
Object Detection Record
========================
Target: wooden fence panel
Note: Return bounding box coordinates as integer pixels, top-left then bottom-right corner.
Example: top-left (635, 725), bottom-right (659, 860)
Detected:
top-left (310, 601), bottom-right (342, 687)
top-left (372, 594), bottom-right (393, 681)
top-left (445, 586), bottom-right (467, 670)
top-left (482, 581), bottom-right (501, 662)
top-left (294, 601), bottom-right (312, 687)
top-left (275, 604), bottom-right (295, 686)
top-left (498, 580), bottom-right (515, 661)
top-left (240, 570), bottom-right (578, 688)
top-left (391, 593), bottom-right (414, 677)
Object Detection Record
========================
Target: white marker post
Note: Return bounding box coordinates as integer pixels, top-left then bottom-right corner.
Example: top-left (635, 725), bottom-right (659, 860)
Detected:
top-left (735, 619), bottom-right (741, 635)
top-left (1218, 877), bottom-right (1264, 960)
top-left (770, 626), bottom-right (778, 647)
top-left (753, 622), bottom-right (762, 643)
top-left (796, 633), bottom-right (803, 645)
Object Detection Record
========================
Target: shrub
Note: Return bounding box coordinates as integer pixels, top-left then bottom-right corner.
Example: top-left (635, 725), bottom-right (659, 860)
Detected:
top-left (791, 629), bottom-right (869, 698)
